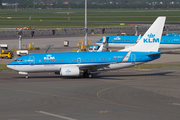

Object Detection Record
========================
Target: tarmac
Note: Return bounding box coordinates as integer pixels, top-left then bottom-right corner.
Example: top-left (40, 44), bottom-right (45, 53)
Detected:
top-left (0, 35), bottom-right (180, 120)
top-left (0, 68), bottom-right (180, 120)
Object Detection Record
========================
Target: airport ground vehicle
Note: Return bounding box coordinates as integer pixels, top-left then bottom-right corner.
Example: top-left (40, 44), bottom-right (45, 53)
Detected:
top-left (88, 46), bottom-right (100, 52)
top-left (24, 26), bottom-right (32, 30)
top-left (16, 50), bottom-right (28, 56)
top-left (0, 44), bottom-right (8, 49)
top-left (0, 51), bottom-right (13, 59)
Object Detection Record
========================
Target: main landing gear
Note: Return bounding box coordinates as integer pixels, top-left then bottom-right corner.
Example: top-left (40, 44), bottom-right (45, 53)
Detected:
top-left (83, 71), bottom-right (93, 78)
top-left (25, 75), bottom-right (29, 79)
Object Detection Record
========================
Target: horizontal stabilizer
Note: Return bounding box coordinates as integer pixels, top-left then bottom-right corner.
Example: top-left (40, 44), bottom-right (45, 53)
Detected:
top-left (147, 50), bottom-right (180, 56)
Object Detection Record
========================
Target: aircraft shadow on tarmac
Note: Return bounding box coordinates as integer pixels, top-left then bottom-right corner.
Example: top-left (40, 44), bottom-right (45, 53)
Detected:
top-left (12, 71), bottom-right (173, 80)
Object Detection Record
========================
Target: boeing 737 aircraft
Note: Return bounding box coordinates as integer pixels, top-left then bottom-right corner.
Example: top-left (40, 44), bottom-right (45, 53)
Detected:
top-left (96, 33), bottom-right (180, 49)
top-left (7, 17), bottom-right (166, 78)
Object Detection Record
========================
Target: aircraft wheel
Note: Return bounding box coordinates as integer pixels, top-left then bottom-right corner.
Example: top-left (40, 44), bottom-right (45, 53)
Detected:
top-left (88, 74), bottom-right (93, 78)
top-left (25, 75), bottom-right (29, 79)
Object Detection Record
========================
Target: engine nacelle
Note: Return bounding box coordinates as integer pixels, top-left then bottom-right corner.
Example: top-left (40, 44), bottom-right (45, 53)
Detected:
top-left (60, 66), bottom-right (80, 76)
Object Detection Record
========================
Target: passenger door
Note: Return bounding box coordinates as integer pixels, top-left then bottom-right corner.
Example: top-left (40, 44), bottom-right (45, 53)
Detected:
top-left (29, 56), bottom-right (35, 65)
top-left (131, 54), bottom-right (136, 64)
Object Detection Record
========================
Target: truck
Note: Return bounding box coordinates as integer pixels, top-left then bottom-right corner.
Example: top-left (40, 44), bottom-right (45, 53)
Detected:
top-left (0, 51), bottom-right (13, 59)
top-left (16, 50), bottom-right (28, 56)
top-left (0, 44), bottom-right (8, 49)
top-left (88, 46), bottom-right (100, 52)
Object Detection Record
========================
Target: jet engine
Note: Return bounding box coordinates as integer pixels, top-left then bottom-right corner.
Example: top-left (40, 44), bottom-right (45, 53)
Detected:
top-left (60, 66), bottom-right (80, 76)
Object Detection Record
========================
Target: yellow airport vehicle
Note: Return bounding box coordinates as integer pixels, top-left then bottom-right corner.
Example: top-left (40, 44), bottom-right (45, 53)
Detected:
top-left (0, 50), bottom-right (13, 59)
top-left (24, 26), bottom-right (32, 30)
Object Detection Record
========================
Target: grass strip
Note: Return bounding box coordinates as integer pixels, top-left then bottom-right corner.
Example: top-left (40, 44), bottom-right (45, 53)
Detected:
top-left (0, 64), bottom-right (11, 71)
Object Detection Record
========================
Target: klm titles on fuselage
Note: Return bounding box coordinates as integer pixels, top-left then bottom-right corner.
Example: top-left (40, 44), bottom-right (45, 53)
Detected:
top-left (44, 55), bottom-right (55, 60)
top-left (144, 33), bottom-right (159, 43)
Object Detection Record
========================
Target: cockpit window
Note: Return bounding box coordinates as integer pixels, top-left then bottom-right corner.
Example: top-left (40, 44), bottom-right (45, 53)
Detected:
top-left (15, 59), bottom-right (23, 62)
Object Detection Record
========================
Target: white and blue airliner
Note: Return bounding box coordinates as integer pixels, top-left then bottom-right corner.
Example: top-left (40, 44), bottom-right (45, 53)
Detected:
top-left (96, 31), bottom-right (180, 49)
top-left (7, 17), bottom-right (166, 78)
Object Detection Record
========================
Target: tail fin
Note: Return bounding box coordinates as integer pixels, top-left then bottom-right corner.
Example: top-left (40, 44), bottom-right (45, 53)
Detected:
top-left (121, 16), bottom-right (166, 52)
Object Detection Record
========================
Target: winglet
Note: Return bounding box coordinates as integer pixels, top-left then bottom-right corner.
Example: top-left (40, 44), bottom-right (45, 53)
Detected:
top-left (117, 50), bottom-right (132, 63)
top-left (97, 44), bottom-right (104, 52)
top-left (135, 34), bottom-right (141, 43)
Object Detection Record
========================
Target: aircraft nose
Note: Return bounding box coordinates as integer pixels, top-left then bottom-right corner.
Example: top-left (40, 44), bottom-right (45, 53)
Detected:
top-left (96, 41), bottom-right (102, 45)
top-left (7, 64), bottom-right (14, 70)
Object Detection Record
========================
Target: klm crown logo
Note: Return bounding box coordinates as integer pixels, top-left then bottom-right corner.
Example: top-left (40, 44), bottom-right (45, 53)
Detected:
top-left (144, 33), bottom-right (159, 43)
top-left (147, 33), bottom-right (155, 38)
top-left (66, 70), bottom-right (71, 73)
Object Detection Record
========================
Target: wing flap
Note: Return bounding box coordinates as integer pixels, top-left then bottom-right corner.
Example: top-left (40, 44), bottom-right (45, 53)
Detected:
top-left (78, 63), bottom-right (112, 72)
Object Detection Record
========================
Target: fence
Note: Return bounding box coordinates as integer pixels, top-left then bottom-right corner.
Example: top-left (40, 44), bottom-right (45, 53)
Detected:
top-left (0, 25), bottom-right (180, 38)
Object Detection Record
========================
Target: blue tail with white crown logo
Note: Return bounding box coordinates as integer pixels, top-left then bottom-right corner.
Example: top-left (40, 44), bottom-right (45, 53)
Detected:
top-left (121, 17), bottom-right (166, 52)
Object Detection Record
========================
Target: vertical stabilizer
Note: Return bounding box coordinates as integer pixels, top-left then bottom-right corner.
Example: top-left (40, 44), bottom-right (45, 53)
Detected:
top-left (121, 17), bottom-right (166, 52)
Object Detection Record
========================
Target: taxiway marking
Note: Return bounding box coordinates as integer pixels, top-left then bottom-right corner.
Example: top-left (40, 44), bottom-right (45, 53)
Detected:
top-left (36, 111), bottom-right (76, 120)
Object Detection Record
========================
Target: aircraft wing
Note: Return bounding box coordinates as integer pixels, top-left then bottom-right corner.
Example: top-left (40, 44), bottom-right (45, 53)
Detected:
top-left (78, 50), bottom-right (132, 72)
top-left (78, 63), bottom-right (113, 72)
top-left (78, 51), bottom-right (132, 72)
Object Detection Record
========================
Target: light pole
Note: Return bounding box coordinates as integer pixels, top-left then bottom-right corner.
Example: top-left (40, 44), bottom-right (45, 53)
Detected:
top-left (18, 30), bottom-right (22, 49)
top-left (84, 0), bottom-right (87, 46)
